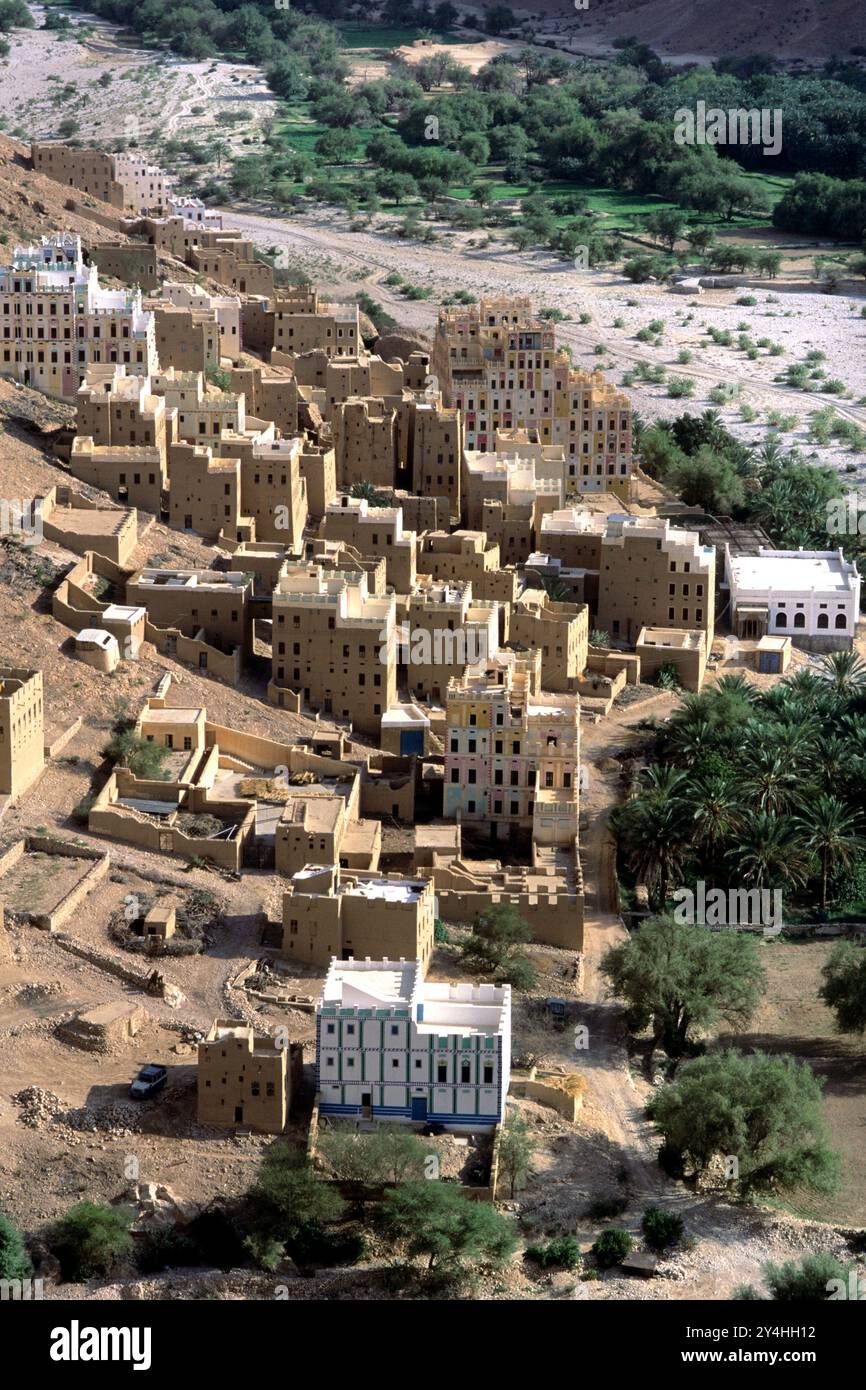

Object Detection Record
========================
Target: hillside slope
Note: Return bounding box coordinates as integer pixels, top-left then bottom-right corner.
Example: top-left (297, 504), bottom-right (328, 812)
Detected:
top-left (520, 0), bottom-right (865, 61)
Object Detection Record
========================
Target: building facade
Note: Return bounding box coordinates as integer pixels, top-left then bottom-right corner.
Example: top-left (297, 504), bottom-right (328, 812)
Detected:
top-left (316, 957), bottom-right (510, 1129)
top-left (0, 236), bottom-right (157, 399)
top-left (431, 297), bottom-right (633, 498)
top-left (0, 667), bottom-right (44, 800)
top-left (197, 1020), bottom-right (288, 1133)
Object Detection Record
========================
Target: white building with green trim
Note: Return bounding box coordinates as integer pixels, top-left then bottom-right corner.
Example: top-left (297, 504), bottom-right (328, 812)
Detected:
top-left (316, 958), bottom-right (510, 1130)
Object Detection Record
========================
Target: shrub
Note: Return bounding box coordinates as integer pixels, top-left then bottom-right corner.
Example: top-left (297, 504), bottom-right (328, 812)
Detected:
top-left (667, 376), bottom-right (696, 399)
top-left (0, 1210), bottom-right (31, 1281)
top-left (641, 1206), bottom-right (684, 1250)
top-left (52, 1201), bottom-right (133, 1281)
top-left (762, 1253), bottom-right (851, 1301)
top-left (71, 795), bottom-right (93, 825)
top-left (592, 1228), bottom-right (633, 1268)
top-left (587, 1194), bottom-right (628, 1219)
top-left (526, 1235), bottom-right (582, 1271)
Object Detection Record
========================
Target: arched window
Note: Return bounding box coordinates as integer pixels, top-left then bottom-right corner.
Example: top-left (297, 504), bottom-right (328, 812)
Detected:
top-left (817, 613), bottom-right (829, 630)
top-left (835, 613), bottom-right (848, 629)
top-left (775, 611), bottom-right (787, 627)
top-left (794, 612), bottom-right (806, 629)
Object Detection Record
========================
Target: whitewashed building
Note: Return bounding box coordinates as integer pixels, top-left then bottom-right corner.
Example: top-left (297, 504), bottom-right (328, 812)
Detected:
top-left (725, 546), bottom-right (861, 650)
top-left (316, 957), bottom-right (511, 1129)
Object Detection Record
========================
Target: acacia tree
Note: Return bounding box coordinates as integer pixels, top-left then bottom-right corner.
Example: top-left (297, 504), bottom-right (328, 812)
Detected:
top-left (376, 1181), bottom-right (517, 1284)
top-left (461, 902), bottom-right (536, 989)
top-left (645, 1050), bottom-right (840, 1195)
top-left (497, 1110), bottom-right (536, 1197)
top-left (600, 915), bottom-right (766, 1056)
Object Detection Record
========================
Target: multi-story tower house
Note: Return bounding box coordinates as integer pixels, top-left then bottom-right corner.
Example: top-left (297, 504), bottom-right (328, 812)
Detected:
top-left (596, 517), bottom-right (716, 648)
top-left (197, 1020), bottom-right (288, 1134)
top-left (397, 580), bottom-right (500, 704)
top-left (0, 235), bottom-right (157, 399)
top-left (0, 667), bottom-right (44, 800)
top-left (510, 589), bottom-right (590, 693)
top-left (331, 398), bottom-right (399, 491)
top-left (271, 290), bottom-right (359, 358)
top-left (270, 566), bottom-right (396, 736)
top-left (444, 658), bottom-right (580, 844)
top-left (316, 957), bottom-right (510, 1129)
top-left (282, 868), bottom-right (435, 971)
top-left (431, 296), bottom-right (633, 499)
top-left (410, 399), bottom-right (463, 519)
top-left (31, 145), bottom-right (171, 214)
top-left (216, 432), bottom-right (307, 551)
top-left (72, 366), bottom-right (173, 513)
top-left (320, 497), bottom-right (417, 594)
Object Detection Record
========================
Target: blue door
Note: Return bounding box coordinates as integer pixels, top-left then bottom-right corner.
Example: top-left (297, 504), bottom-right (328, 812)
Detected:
top-left (400, 730), bottom-right (424, 756)
top-left (411, 1096), bottom-right (428, 1121)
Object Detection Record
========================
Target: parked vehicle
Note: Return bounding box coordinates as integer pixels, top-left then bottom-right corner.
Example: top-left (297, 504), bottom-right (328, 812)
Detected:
top-left (129, 1064), bottom-right (168, 1099)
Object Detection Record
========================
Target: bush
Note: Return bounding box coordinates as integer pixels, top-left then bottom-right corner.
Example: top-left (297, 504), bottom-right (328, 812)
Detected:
top-left (763, 1252), bottom-right (851, 1301)
top-left (587, 1194), bottom-right (628, 1219)
top-left (526, 1235), bottom-right (582, 1271)
top-left (592, 1227), bottom-right (633, 1268)
top-left (0, 1210), bottom-right (31, 1281)
top-left (71, 795), bottom-right (93, 825)
top-left (52, 1201), bottom-right (134, 1281)
top-left (641, 1206), bottom-right (684, 1250)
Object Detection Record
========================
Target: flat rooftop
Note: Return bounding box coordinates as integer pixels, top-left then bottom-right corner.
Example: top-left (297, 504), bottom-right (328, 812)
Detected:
top-left (341, 878), bottom-right (424, 904)
top-left (322, 961), bottom-right (418, 1009)
top-left (730, 549), bottom-right (858, 593)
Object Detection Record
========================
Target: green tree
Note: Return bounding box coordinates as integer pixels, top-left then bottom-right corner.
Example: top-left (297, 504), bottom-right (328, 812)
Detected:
top-left (794, 796), bottom-right (864, 910)
top-left (461, 902), bottom-right (536, 988)
top-left (820, 941), bottom-right (866, 1034)
top-left (52, 1201), bottom-right (134, 1281)
top-left (100, 729), bottom-right (170, 781)
top-left (0, 1210), bottom-right (31, 1281)
top-left (246, 1144), bottom-right (345, 1260)
top-left (645, 1050), bottom-right (840, 1194)
top-left (644, 208), bottom-right (685, 251)
top-left (600, 915), bottom-right (766, 1056)
top-left (376, 1180), bottom-right (517, 1280)
top-left (497, 1110), bottom-right (536, 1197)
top-left (317, 1124), bottom-right (433, 1184)
top-left (762, 1252), bottom-right (852, 1301)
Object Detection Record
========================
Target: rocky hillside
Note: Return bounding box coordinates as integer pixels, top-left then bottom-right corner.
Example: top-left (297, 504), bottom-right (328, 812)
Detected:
top-left (520, 0), bottom-right (865, 61)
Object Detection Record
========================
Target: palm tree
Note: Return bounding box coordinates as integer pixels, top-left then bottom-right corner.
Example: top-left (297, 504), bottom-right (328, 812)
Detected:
top-left (350, 481), bottom-right (393, 508)
top-left (730, 813), bottom-right (810, 892)
top-left (625, 801), bottom-right (691, 911)
top-left (814, 735), bottom-right (850, 794)
top-left (819, 650), bottom-right (866, 700)
top-left (665, 717), bottom-right (716, 768)
top-left (690, 775), bottom-right (742, 863)
top-left (794, 796), bottom-right (864, 910)
top-left (741, 747), bottom-right (804, 815)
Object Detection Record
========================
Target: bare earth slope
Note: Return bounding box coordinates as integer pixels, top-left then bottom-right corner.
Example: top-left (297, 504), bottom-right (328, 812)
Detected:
top-left (513, 0), bottom-right (864, 61)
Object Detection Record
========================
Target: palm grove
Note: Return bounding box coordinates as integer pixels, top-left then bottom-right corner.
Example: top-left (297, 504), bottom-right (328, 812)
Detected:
top-left (601, 660), bottom-right (866, 1201)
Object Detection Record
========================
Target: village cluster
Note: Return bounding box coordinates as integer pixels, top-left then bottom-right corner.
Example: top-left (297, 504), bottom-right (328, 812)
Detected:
top-left (0, 141), bottom-right (862, 1141)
